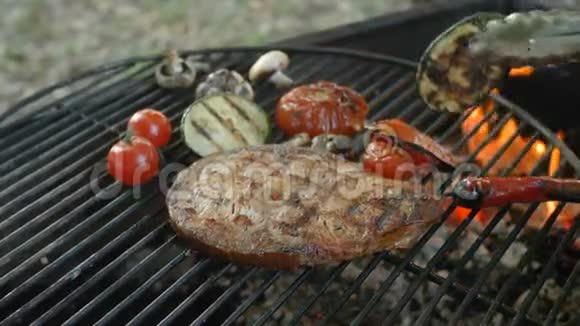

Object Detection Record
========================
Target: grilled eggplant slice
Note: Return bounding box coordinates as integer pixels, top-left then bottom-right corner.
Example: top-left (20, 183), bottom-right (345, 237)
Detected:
top-left (417, 10), bottom-right (580, 113)
top-left (417, 13), bottom-right (505, 113)
top-left (166, 145), bottom-right (444, 270)
top-left (181, 94), bottom-right (270, 156)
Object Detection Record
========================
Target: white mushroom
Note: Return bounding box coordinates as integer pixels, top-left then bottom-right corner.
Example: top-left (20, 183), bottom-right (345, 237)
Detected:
top-left (155, 50), bottom-right (209, 89)
top-left (195, 69), bottom-right (254, 100)
top-left (248, 50), bottom-right (293, 88)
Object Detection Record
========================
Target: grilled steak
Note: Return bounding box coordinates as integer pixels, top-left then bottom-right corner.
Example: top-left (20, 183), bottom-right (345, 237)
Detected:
top-left (166, 145), bottom-right (444, 270)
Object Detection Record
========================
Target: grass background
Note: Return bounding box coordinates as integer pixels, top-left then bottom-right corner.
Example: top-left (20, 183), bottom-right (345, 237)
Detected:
top-left (0, 0), bottom-right (422, 110)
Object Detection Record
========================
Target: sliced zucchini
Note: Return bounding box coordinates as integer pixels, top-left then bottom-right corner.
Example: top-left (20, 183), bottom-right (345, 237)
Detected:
top-left (181, 94), bottom-right (270, 156)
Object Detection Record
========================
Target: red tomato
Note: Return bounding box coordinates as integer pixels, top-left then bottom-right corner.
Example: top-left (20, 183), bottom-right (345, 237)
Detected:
top-left (107, 136), bottom-right (160, 186)
top-left (275, 81), bottom-right (368, 137)
top-left (128, 108), bottom-right (172, 148)
top-left (362, 135), bottom-right (416, 180)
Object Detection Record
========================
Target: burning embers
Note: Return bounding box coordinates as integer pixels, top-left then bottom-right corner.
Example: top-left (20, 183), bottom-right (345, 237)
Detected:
top-left (460, 67), bottom-right (578, 230)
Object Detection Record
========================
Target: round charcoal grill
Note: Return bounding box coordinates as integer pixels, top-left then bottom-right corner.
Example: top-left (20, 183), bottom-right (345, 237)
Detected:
top-left (0, 47), bottom-right (579, 325)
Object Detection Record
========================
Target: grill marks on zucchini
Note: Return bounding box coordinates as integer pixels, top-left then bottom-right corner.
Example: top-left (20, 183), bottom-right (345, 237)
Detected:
top-left (223, 95), bottom-right (263, 134)
top-left (200, 101), bottom-right (251, 146)
top-left (187, 117), bottom-right (224, 152)
top-left (181, 94), bottom-right (270, 156)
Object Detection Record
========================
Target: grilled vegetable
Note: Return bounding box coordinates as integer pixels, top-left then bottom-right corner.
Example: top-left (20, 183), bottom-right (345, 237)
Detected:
top-left (128, 108), bottom-right (172, 148)
top-left (365, 119), bottom-right (458, 167)
top-left (248, 50), bottom-right (293, 88)
top-left (166, 144), bottom-right (445, 270)
top-left (155, 50), bottom-right (209, 89)
top-left (417, 9), bottom-right (580, 113)
top-left (181, 94), bottom-right (270, 156)
top-left (417, 13), bottom-right (504, 113)
top-left (107, 136), bottom-right (160, 186)
top-left (276, 81), bottom-right (368, 137)
top-left (195, 69), bottom-right (254, 100)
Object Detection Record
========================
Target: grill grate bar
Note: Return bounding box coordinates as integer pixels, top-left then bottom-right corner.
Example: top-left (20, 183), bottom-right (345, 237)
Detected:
top-left (191, 267), bottom-right (259, 325)
top-left (359, 67), bottom-right (404, 99)
top-left (349, 109), bottom-right (515, 323)
top-left (222, 271), bottom-right (282, 326)
top-left (0, 61), bottom-right (157, 158)
top-left (0, 189), bottom-right (153, 295)
top-left (25, 139), bottom-right (196, 324)
top-left (1, 48), bottom-right (578, 325)
top-left (414, 121), bottom-right (532, 324)
top-left (253, 268), bottom-right (314, 325)
top-left (289, 262), bottom-right (350, 325)
top-left (450, 110), bottom-right (498, 154)
top-left (475, 201), bottom-right (562, 325)
top-left (0, 87), bottom-right (174, 212)
top-left (158, 263), bottom-right (233, 325)
top-left (95, 247), bottom-right (190, 325)
top-left (438, 112), bottom-right (515, 194)
top-left (31, 209), bottom-right (168, 325)
top-left (321, 254), bottom-right (385, 325)
top-left (0, 52), bottom-right (238, 191)
top-left (2, 199), bottom-right (165, 324)
top-left (126, 258), bottom-right (213, 326)
top-left (367, 74), bottom-right (415, 120)
top-left (397, 99), bottom-right (427, 124)
top-left (349, 203), bottom-right (457, 324)
top-left (512, 215), bottom-right (580, 325)
top-left (0, 192), bottom-right (161, 322)
top-left (545, 259), bottom-right (580, 325)
top-left (0, 97), bottom-right (187, 264)
top-left (423, 112), bottom-right (454, 135)
top-left (0, 64), bottom-right (129, 147)
top-left (376, 84), bottom-right (418, 121)
top-left (452, 153), bottom-right (558, 324)
top-left (63, 233), bottom-right (179, 325)
top-left (0, 94), bottom-right (184, 244)
top-left (0, 57), bottom-right (154, 126)
top-left (0, 102), bottom-right (192, 321)
top-left (437, 107), bottom-right (486, 144)
top-left (380, 251), bottom-right (524, 317)
top-left (21, 54), bottom-right (258, 324)
top-left (381, 206), bottom-right (493, 325)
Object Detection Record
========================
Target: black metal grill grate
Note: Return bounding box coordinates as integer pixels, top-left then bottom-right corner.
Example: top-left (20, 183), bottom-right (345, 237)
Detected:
top-left (0, 47), bottom-right (579, 325)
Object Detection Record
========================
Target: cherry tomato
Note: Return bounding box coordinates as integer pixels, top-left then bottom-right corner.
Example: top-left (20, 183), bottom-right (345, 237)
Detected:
top-left (128, 108), bottom-right (172, 148)
top-left (275, 81), bottom-right (368, 137)
top-left (367, 119), bottom-right (457, 167)
top-left (107, 136), bottom-right (160, 186)
top-left (362, 134), bottom-right (416, 180)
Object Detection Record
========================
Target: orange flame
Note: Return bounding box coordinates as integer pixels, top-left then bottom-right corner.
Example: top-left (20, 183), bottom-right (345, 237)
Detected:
top-left (545, 132), bottom-right (563, 217)
top-left (508, 66), bottom-right (534, 77)
top-left (459, 67), bottom-right (578, 230)
top-left (449, 206), bottom-right (490, 226)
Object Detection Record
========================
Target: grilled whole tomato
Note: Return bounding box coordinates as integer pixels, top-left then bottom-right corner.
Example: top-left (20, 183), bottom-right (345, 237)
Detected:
top-left (275, 81), bottom-right (368, 137)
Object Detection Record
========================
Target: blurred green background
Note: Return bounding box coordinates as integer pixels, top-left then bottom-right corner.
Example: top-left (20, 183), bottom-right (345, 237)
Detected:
top-left (0, 0), bottom-right (425, 110)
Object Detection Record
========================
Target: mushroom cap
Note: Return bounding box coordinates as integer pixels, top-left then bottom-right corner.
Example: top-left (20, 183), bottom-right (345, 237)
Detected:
top-left (195, 69), bottom-right (254, 100)
top-left (248, 50), bottom-right (290, 82)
